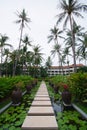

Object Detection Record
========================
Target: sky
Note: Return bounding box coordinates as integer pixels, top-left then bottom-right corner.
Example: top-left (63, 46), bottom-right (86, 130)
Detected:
top-left (0, 0), bottom-right (87, 66)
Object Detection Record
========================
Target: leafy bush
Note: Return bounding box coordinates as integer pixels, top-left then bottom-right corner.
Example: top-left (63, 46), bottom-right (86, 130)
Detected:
top-left (0, 83), bottom-right (39, 130)
top-left (57, 111), bottom-right (87, 130)
top-left (68, 72), bottom-right (87, 102)
top-left (0, 76), bottom-right (35, 100)
top-left (48, 75), bottom-right (69, 93)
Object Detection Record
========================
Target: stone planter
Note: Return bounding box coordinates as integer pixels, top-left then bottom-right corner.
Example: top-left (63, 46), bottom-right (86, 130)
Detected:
top-left (11, 87), bottom-right (22, 106)
top-left (62, 90), bottom-right (72, 105)
top-left (26, 85), bottom-right (32, 93)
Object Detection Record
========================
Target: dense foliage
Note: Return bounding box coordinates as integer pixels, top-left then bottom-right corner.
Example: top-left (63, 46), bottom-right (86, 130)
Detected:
top-left (68, 72), bottom-right (87, 102)
top-left (57, 111), bottom-right (87, 130)
top-left (0, 76), bottom-right (35, 100)
top-left (0, 83), bottom-right (39, 130)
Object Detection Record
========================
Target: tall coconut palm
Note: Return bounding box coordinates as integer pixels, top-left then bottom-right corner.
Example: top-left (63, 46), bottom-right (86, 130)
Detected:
top-left (78, 33), bottom-right (87, 65)
top-left (15, 9), bottom-right (30, 75)
top-left (76, 49), bottom-right (82, 64)
top-left (15, 9), bottom-right (31, 51)
top-left (51, 44), bottom-right (61, 66)
top-left (30, 45), bottom-right (44, 77)
top-left (10, 49), bottom-right (19, 76)
top-left (63, 47), bottom-right (72, 74)
top-left (64, 25), bottom-right (83, 64)
top-left (22, 35), bottom-right (31, 65)
top-left (3, 48), bottom-right (11, 76)
top-left (45, 56), bottom-right (52, 69)
top-left (57, 0), bottom-right (87, 72)
top-left (48, 26), bottom-right (63, 45)
top-left (31, 45), bottom-right (43, 67)
top-left (0, 34), bottom-right (12, 76)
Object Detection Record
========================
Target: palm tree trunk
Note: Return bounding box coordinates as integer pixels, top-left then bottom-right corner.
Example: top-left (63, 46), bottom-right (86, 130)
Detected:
top-left (69, 15), bottom-right (77, 73)
top-left (19, 25), bottom-right (23, 51)
top-left (13, 25), bottom-right (23, 76)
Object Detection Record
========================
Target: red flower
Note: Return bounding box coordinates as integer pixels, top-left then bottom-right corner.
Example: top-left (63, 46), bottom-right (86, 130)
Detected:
top-left (63, 84), bottom-right (68, 89)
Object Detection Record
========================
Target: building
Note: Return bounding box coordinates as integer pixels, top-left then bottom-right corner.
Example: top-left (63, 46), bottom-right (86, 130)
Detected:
top-left (47, 64), bottom-right (84, 76)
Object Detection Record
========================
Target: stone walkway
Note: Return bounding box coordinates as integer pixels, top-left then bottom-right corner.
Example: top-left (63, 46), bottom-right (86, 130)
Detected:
top-left (21, 81), bottom-right (58, 130)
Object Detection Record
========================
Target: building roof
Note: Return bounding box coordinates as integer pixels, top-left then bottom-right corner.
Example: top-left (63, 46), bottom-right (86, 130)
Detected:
top-left (49, 64), bottom-right (84, 69)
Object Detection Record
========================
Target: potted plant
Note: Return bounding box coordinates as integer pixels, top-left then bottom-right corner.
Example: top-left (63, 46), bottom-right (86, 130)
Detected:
top-left (11, 86), bottom-right (22, 106)
top-left (62, 84), bottom-right (72, 107)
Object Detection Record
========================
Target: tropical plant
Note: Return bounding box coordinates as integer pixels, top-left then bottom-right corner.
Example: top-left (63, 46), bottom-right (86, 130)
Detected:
top-left (15, 9), bottom-right (31, 51)
top-left (0, 34), bottom-right (12, 76)
top-left (48, 26), bottom-right (63, 45)
top-left (78, 33), bottom-right (87, 65)
top-left (3, 48), bottom-right (11, 76)
top-left (14, 9), bottom-right (31, 75)
top-left (51, 44), bottom-right (61, 66)
top-left (56, 0), bottom-right (87, 72)
top-left (45, 56), bottom-right (52, 69)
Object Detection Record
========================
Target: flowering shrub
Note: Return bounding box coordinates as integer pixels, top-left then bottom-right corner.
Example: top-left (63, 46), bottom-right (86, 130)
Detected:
top-left (68, 72), bottom-right (87, 102)
top-left (63, 84), bottom-right (68, 90)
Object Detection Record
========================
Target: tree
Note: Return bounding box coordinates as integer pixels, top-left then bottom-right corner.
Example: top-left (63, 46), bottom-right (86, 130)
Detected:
top-left (51, 44), bottom-right (61, 66)
top-left (30, 44), bottom-right (44, 77)
top-left (48, 26), bottom-right (63, 45)
top-left (22, 35), bottom-right (31, 66)
top-left (45, 56), bottom-right (52, 69)
top-left (0, 34), bottom-right (12, 76)
top-left (14, 9), bottom-right (31, 75)
top-left (3, 48), bottom-right (11, 76)
top-left (57, 0), bottom-right (87, 72)
top-left (63, 47), bottom-right (71, 65)
top-left (15, 9), bottom-right (31, 51)
top-left (78, 33), bottom-right (87, 65)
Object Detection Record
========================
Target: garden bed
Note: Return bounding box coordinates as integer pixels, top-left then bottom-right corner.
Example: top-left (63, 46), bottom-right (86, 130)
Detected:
top-left (0, 84), bottom-right (39, 130)
top-left (46, 82), bottom-right (87, 130)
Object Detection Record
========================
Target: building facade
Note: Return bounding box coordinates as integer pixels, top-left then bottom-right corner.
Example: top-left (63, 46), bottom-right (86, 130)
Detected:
top-left (47, 64), bottom-right (84, 76)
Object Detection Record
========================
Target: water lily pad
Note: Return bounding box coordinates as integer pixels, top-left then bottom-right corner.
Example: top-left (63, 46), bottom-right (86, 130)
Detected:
top-left (9, 126), bottom-right (16, 130)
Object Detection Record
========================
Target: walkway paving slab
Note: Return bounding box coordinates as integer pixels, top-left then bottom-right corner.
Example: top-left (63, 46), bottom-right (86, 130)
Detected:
top-left (35, 94), bottom-right (49, 97)
top-left (31, 100), bottom-right (52, 106)
top-left (34, 97), bottom-right (50, 101)
top-left (28, 106), bottom-right (54, 116)
top-left (21, 116), bottom-right (58, 130)
top-left (36, 92), bottom-right (49, 95)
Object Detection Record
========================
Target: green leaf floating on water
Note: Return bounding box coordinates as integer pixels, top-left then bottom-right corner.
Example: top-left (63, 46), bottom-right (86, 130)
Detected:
top-left (15, 120), bottom-right (23, 127)
top-left (9, 126), bottom-right (16, 130)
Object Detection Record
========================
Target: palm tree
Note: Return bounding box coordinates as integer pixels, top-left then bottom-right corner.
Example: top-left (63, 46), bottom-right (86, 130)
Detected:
top-left (60, 54), bottom-right (66, 75)
top-left (15, 9), bottom-right (31, 75)
top-left (51, 44), bottom-right (61, 66)
top-left (22, 35), bottom-right (31, 65)
top-left (48, 26), bottom-right (63, 45)
top-left (78, 33), bottom-right (87, 65)
top-left (30, 45), bottom-right (44, 77)
top-left (0, 34), bottom-right (12, 76)
top-left (64, 25), bottom-right (83, 65)
top-left (63, 47), bottom-right (72, 74)
top-left (63, 47), bottom-right (72, 65)
top-left (15, 9), bottom-right (31, 51)
top-left (57, 0), bottom-right (87, 72)
top-left (31, 45), bottom-right (43, 67)
top-left (9, 49), bottom-right (19, 76)
top-left (3, 48), bottom-right (11, 76)
top-left (45, 56), bottom-right (52, 69)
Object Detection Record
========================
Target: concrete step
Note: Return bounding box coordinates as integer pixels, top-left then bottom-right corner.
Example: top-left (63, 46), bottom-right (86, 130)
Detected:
top-left (28, 106), bottom-right (54, 116)
top-left (34, 97), bottom-right (50, 101)
top-left (21, 116), bottom-right (58, 130)
top-left (31, 100), bottom-right (52, 107)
